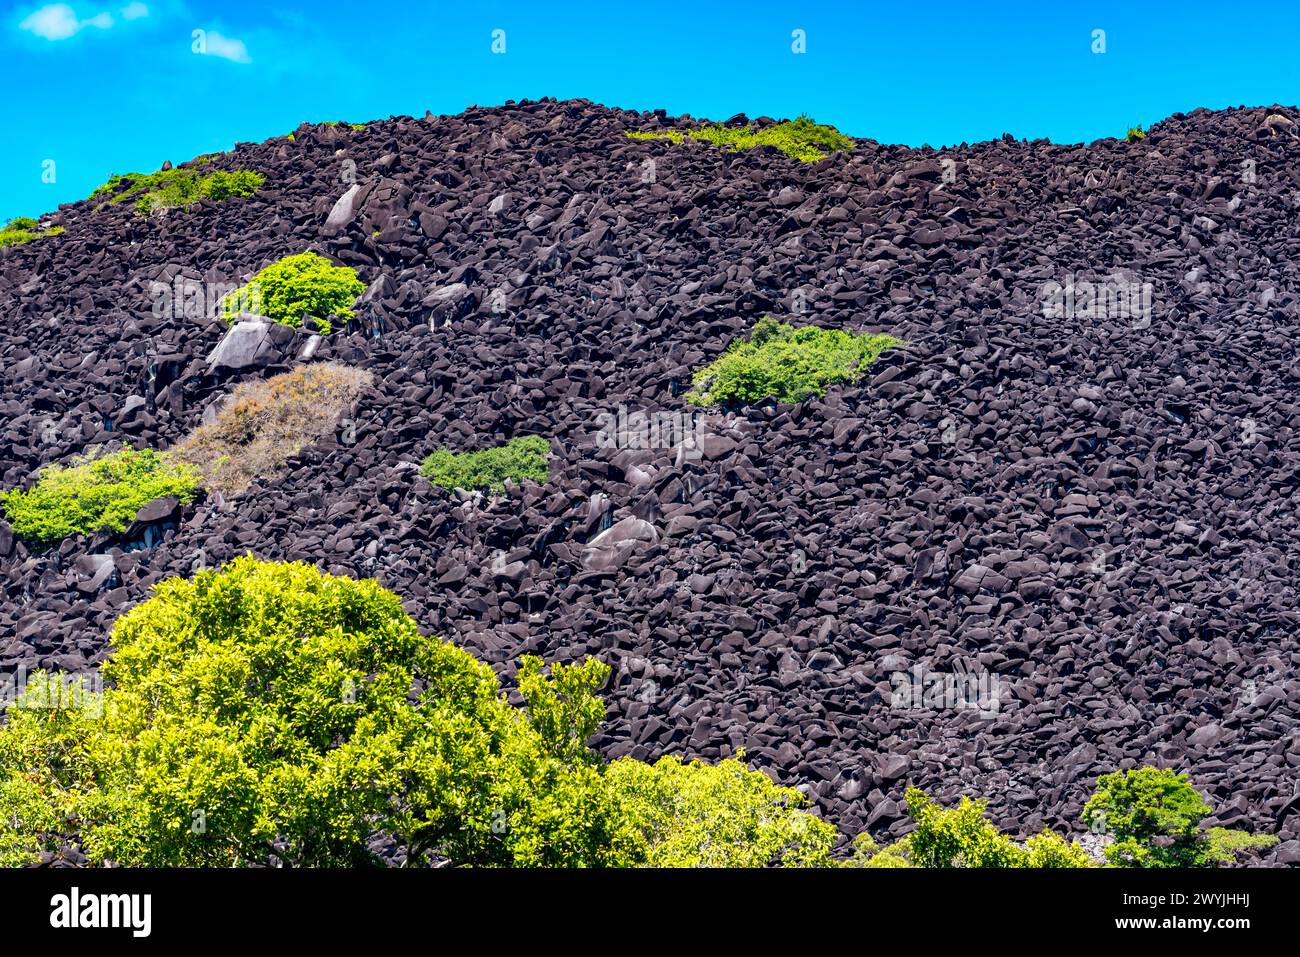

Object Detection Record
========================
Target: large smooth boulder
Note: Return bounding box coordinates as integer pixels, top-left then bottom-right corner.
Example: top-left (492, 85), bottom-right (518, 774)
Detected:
top-left (206, 317), bottom-right (290, 372)
top-left (582, 517), bottom-right (659, 572)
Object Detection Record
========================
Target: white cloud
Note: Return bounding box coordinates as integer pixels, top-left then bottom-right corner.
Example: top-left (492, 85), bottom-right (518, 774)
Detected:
top-left (200, 30), bottom-right (250, 64)
top-left (19, 2), bottom-right (144, 40)
top-left (19, 4), bottom-right (81, 40)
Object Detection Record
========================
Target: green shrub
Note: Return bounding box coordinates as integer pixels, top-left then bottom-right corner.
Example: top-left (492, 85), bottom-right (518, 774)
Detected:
top-left (0, 557), bottom-right (842, 868)
top-left (1126, 125), bottom-right (1146, 142)
top-left (0, 218), bottom-right (63, 249)
top-left (90, 166), bottom-right (264, 215)
top-left (844, 788), bottom-right (1091, 868)
top-left (221, 251), bottom-right (364, 334)
top-left (842, 833), bottom-right (915, 867)
top-left (606, 753), bottom-right (838, 867)
top-left (624, 130), bottom-right (685, 145)
top-left (0, 447), bottom-right (199, 549)
top-left (626, 116), bottom-right (855, 162)
top-left (686, 316), bottom-right (900, 407)
top-left (1083, 767), bottom-right (1277, 867)
top-left (420, 435), bottom-right (550, 494)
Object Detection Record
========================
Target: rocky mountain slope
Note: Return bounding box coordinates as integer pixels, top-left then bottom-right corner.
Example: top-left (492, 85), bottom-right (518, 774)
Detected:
top-left (2, 98), bottom-right (1298, 859)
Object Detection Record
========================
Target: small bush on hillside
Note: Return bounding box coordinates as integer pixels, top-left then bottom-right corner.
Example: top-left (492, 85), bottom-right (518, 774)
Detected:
top-left (221, 251), bottom-right (364, 334)
top-left (420, 435), bottom-right (550, 494)
top-left (90, 166), bottom-right (264, 214)
top-left (1126, 125), bottom-right (1147, 142)
top-left (0, 447), bottom-right (199, 549)
top-left (606, 753), bottom-right (837, 867)
top-left (173, 363), bottom-right (374, 496)
top-left (903, 788), bottom-right (1093, 868)
top-left (624, 130), bottom-right (685, 145)
top-left (686, 316), bottom-right (900, 407)
top-left (626, 116), bottom-right (855, 162)
top-left (843, 788), bottom-right (1092, 868)
top-left (1083, 767), bottom-right (1277, 867)
top-left (0, 218), bottom-right (63, 249)
top-left (0, 557), bottom-right (840, 868)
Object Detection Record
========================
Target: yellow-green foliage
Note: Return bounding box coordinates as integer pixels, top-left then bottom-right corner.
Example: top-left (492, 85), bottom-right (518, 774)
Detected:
top-left (605, 753), bottom-right (838, 867)
top-left (420, 435), bottom-right (550, 494)
top-left (844, 788), bottom-right (1093, 868)
top-left (0, 557), bottom-right (839, 868)
top-left (687, 316), bottom-right (900, 407)
top-left (174, 363), bottom-right (374, 496)
top-left (625, 116), bottom-right (855, 162)
top-left (1126, 125), bottom-right (1147, 142)
top-left (624, 130), bottom-right (685, 145)
top-left (91, 165), bottom-right (264, 215)
top-left (0, 447), bottom-right (199, 549)
top-left (221, 251), bottom-right (364, 334)
top-left (0, 217), bottom-right (63, 249)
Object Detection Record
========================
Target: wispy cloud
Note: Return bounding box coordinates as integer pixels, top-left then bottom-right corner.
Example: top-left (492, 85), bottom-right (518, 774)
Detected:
top-left (196, 29), bottom-right (250, 64)
top-left (18, 3), bottom-right (149, 41)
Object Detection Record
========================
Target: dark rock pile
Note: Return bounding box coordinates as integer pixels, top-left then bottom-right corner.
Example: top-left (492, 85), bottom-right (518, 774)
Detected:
top-left (2, 98), bottom-right (1299, 862)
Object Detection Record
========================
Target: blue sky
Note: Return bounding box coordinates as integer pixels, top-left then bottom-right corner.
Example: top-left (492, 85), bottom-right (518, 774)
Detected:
top-left (4, 0), bottom-right (1298, 222)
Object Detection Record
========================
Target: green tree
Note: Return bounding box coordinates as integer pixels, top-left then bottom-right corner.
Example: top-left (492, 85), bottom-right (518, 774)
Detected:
top-left (1083, 767), bottom-right (1276, 867)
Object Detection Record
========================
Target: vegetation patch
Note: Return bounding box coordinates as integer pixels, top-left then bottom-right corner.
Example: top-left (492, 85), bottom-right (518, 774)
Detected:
top-left (0, 447), bottom-right (199, 549)
top-left (90, 165), bottom-right (264, 215)
top-left (420, 434), bottom-right (550, 494)
top-left (173, 363), bottom-right (374, 497)
top-left (0, 557), bottom-right (833, 867)
top-left (624, 130), bottom-right (685, 145)
top-left (607, 753), bottom-right (836, 866)
top-left (1083, 767), bottom-right (1277, 867)
top-left (845, 788), bottom-right (1093, 868)
top-left (0, 217), bottom-right (64, 249)
top-left (1126, 125), bottom-right (1147, 142)
top-left (686, 316), bottom-right (900, 407)
top-left (221, 251), bottom-right (365, 334)
top-left (626, 116), bottom-right (855, 162)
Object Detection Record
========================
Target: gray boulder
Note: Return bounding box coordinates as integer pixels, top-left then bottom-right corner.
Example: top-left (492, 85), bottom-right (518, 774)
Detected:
top-left (322, 183), bottom-right (363, 235)
top-left (582, 517), bottom-right (659, 571)
top-left (206, 318), bottom-right (284, 372)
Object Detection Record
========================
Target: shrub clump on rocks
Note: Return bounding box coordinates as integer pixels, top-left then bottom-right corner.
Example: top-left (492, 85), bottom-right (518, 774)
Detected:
top-left (844, 787), bottom-right (1093, 868)
top-left (420, 434), bottom-right (550, 494)
top-left (0, 447), bottom-right (199, 549)
top-left (221, 251), bottom-right (365, 334)
top-left (90, 165), bottom-right (264, 215)
top-left (686, 316), bottom-right (900, 407)
top-left (626, 116), bottom-right (855, 162)
top-left (173, 363), bottom-right (374, 497)
top-left (0, 217), bottom-right (64, 249)
top-left (1083, 767), bottom-right (1278, 867)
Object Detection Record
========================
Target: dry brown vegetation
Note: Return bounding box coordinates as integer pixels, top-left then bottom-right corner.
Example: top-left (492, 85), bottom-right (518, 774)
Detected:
top-left (174, 363), bottom-right (373, 496)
